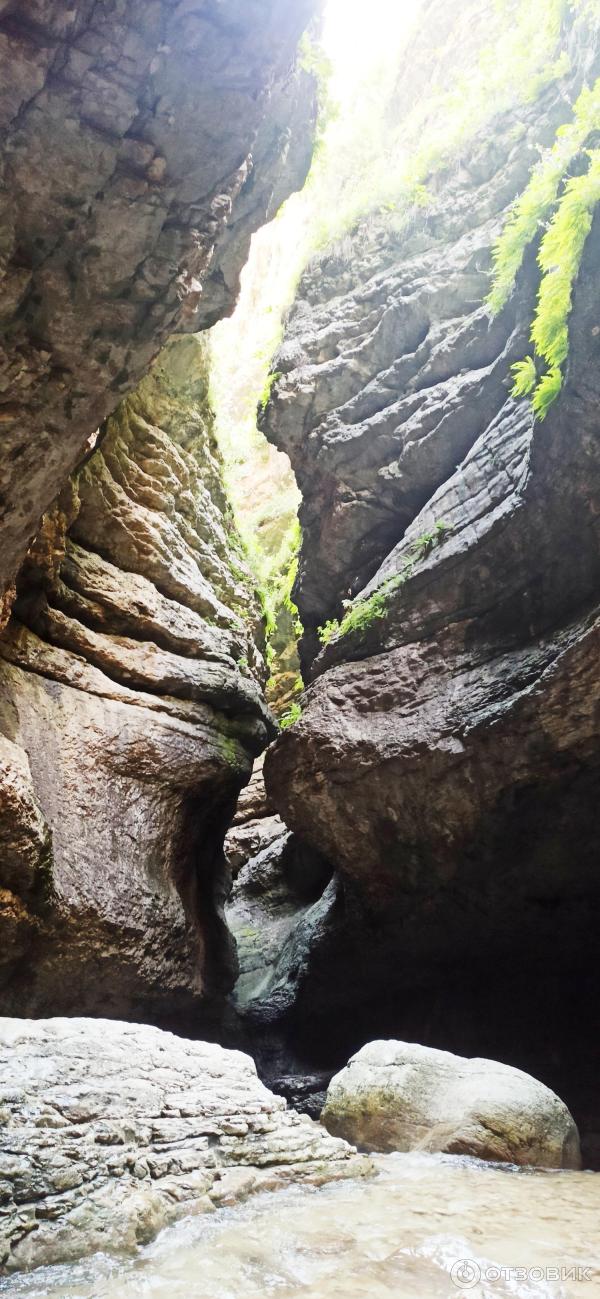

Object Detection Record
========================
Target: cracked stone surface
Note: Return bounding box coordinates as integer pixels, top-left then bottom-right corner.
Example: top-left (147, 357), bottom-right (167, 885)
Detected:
top-left (0, 1017), bottom-right (368, 1274)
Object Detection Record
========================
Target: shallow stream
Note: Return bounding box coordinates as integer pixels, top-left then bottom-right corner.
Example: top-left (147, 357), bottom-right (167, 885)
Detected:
top-left (4, 1153), bottom-right (599, 1299)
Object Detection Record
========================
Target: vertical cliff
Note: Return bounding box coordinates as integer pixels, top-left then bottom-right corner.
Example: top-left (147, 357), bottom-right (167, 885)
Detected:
top-left (0, 336), bottom-right (277, 1018)
top-left (0, 0), bottom-right (318, 603)
top-left (0, 0), bottom-right (322, 1019)
top-left (257, 1), bottom-right (600, 1143)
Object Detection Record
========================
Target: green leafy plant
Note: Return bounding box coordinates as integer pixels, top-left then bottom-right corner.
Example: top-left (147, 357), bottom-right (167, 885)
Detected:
top-left (318, 522), bottom-right (453, 644)
top-left (279, 520), bottom-right (303, 638)
top-left (490, 73), bottom-right (600, 418)
top-left (279, 701), bottom-right (302, 729)
top-left (337, 573), bottom-right (406, 636)
top-left (408, 520), bottom-right (455, 561)
top-left (258, 371), bottom-right (282, 413)
top-left (531, 365), bottom-right (564, 418)
top-left (511, 356), bottom-right (538, 397)
top-left (318, 618), bottom-right (340, 645)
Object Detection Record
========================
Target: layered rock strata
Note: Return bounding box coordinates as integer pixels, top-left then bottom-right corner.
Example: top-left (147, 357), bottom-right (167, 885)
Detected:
top-left (0, 0), bottom-right (318, 602)
top-left (0, 1017), bottom-right (367, 1274)
top-left (260, 17), bottom-right (600, 1145)
top-left (0, 337), bottom-right (274, 1019)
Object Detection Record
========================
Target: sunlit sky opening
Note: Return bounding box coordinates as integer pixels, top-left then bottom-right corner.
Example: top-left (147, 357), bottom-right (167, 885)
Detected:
top-left (322, 0), bottom-right (425, 101)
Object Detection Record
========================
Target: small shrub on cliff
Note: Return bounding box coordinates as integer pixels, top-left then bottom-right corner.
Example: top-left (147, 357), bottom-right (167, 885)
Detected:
top-left (317, 522), bottom-right (454, 645)
top-left (259, 371), bottom-right (282, 413)
top-left (279, 701), bottom-right (302, 729)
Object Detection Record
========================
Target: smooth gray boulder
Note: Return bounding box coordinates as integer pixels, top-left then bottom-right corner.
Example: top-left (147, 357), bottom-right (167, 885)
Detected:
top-left (321, 1040), bottom-right (581, 1169)
top-left (0, 1018), bottom-right (369, 1275)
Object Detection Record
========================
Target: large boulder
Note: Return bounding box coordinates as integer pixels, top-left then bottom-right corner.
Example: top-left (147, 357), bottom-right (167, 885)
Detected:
top-left (0, 1017), bottom-right (369, 1274)
top-left (322, 1041), bottom-right (582, 1169)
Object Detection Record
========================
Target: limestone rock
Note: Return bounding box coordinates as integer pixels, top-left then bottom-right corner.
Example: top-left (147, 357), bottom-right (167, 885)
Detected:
top-left (224, 753), bottom-right (282, 876)
top-left (226, 829), bottom-right (333, 1020)
top-left (0, 338), bottom-right (274, 1019)
top-left (0, 1017), bottom-right (367, 1274)
top-left (260, 12), bottom-right (600, 1112)
top-left (322, 1041), bottom-right (581, 1169)
top-left (0, 0), bottom-right (319, 602)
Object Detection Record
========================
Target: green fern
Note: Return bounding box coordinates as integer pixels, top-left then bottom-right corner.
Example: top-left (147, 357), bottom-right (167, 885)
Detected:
top-left (511, 356), bottom-right (538, 397)
top-left (279, 701), bottom-right (302, 730)
top-left (533, 151), bottom-right (600, 360)
top-left (488, 76), bottom-right (600, 317)
top-left (531, 367), bottom-right (564, 419)
top-left (491, 72), bottom-right (600, 419)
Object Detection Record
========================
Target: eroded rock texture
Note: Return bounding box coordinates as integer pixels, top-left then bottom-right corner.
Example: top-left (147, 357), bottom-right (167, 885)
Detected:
top-left (0, 0), bottom-right (318, 600)
top-left (223, 754), bottom-right (334, 1111)
top-left (261, 22), bottom-right (600, 1147)
top-left (0, 1017), bottom-right (367, 1273)
top-left (0, 337), bottom-right (274, 1019)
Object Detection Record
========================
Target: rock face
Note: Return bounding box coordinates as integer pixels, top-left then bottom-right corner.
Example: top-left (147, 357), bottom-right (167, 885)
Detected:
top-left (226, 822), bottom-right (333, 1022)
top-left (0, 337), bottom-right (275, 1020)
top-left (259, 10), bottom-right (600, 1132)
top-left (0, 1017), bottom-right (366, 1274)
top-left (322, 1041), bottom-right (581, 1169)
top-left (224, 753), bottom-right (335, 1107)
top-left (224, 753), bottom-right (284, 878)
top-left (0, 0), bottom-right (318, 604)
top-left (0, 0), bottom-right (322, 1021)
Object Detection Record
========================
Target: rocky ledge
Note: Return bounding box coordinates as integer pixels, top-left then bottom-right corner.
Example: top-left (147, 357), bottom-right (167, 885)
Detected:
top-left (0, 1017), bottom-right (368, 1275)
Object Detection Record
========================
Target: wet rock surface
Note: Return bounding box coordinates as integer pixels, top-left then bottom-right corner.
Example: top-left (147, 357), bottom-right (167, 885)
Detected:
top-left (223, 753), bottom-right (332, 1034)
top-left (322, 1041), bottom-right (582, 1169)
top-left (0, 1017), bottom-right (367, 1274)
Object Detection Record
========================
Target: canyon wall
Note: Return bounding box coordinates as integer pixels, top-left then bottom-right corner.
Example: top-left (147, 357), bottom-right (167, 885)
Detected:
top-left (0, 335), bottom-right (275, 1019)
top-left (259, 6), bottom-right (600, 1143)
top-left (0, 0), bottom-right (317, 603)
top-left (0, 0), bottom-right (320, 1019)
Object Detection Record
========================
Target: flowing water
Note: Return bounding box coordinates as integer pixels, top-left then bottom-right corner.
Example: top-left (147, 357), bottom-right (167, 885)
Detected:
top-left (4, 1154), bottom-right (599, 1299)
